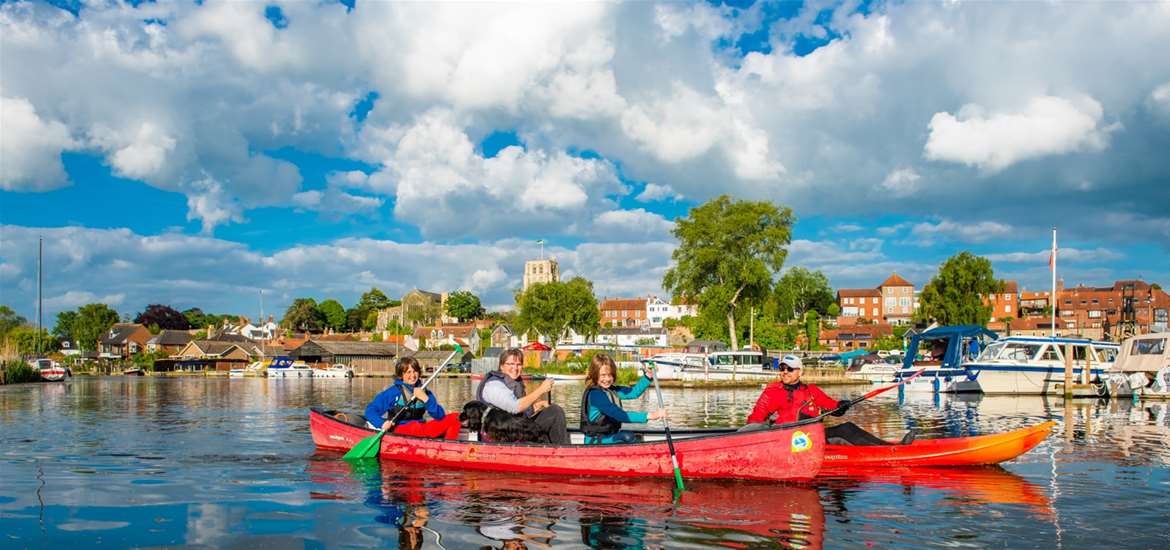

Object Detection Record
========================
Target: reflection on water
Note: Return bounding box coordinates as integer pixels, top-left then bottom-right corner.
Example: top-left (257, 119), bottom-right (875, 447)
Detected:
top-left (2, 377), bottom-right (1169, 548)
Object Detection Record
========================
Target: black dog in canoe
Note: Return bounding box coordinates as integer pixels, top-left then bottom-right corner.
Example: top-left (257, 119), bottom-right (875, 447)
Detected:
top-left (458, 400), bottom-right (545, 443)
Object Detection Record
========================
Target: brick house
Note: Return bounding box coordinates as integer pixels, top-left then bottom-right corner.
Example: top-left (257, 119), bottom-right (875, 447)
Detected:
top-left (97, 323), bottom-right (153, 360)
top-left (599, 297), bottom-right (648, 328)
top-left (836, 288), bottom-right (882, 323)
top-left (146, 330), bottom-right (194, 354)
top-left (879, 273), bottom-right (916, 325)
top-left (1054, 280), bottom-right (1170, 339)
top-left (818, 323), bottom-right (894, 352)
top-left (983, 280), bottom-right (1020, 322)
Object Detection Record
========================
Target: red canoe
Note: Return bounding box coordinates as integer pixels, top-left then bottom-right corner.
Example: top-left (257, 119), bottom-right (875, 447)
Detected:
top-left (822, 421), bottom-right (1056, 469)
top-left (309, 408), bottom-right (824, 481)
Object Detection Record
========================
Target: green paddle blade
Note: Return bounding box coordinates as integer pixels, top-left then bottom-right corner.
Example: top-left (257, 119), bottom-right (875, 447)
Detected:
top-left (343, 429), bottom-right (385, 460)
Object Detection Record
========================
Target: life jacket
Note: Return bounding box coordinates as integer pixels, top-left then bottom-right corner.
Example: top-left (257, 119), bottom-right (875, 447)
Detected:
top-left (385, 381), bottom-right (427, 422)
top-left (579, 386), bottom-right (623, 437)
top-left (781, 382), bottom-right (822, 422)
top-left (475, 370), bottom-right (533, 417)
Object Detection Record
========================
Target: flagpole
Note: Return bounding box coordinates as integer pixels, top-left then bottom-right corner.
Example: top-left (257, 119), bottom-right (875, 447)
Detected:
top-left (1050, 227), bottom-right (1057, 338)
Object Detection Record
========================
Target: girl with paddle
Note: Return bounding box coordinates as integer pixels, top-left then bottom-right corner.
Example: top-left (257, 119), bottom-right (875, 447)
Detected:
top-left (579, 353), bottom-right (668, 444)
top-left (364, 356), bottom-right (461, 440)
top-left (745, 355), bottom-right (916, 445)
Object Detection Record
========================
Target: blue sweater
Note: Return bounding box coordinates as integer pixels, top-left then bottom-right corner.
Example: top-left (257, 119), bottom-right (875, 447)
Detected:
top-left (364, 381), bottom-right (446, 429)
top-left (586, 376), bottom-right (652, 424)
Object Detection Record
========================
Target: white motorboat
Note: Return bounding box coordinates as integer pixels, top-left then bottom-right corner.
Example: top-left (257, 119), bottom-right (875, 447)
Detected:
top-left (846, 361), bottom-right (899, 383)
top-left (1103, 333), bottom-right (1170, 399)
top-left (313, 363), bottom-right (354, 379)
top-left (35, 358), bottom-right (69, 382)
top-left (644, 350), bottom-right (778, 382)
top-left (965, 336), bottom-right (1119, 395)
top-left (896, 325), bottom-right (998, 393)
top-left (268, 359), bottom-right (314, 379)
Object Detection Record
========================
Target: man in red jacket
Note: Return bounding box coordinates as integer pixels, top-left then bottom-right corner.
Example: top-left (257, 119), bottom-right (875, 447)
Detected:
top-left (745, 355), bottom-right (914, 446)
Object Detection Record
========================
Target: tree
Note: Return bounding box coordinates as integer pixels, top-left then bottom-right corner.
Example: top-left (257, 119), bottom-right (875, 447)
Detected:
top-left (134, 304), bottom-right (191, 330)
top-left (282, 298), bottom-right (325, 332)
top-left (73, 303), bottom-right (121, 351)
top-left (6, 326), bottom-right (59, 354)
top-left (0, 305), bottom-right (27, 340)
top-left (515, 277), bottom-right (600, 347)
top-left (316, 299), bottom-right (347, 332)
top-left (663, 195), bottom-right (794, 350)
top-left (804, 311), bottom-right (821, 351)
top-left (53, 310), bottom-right (78, 341)
top-left (773, 267), bottom-right (835, 322)
top-left (183, 308), bottom-right (208, 328)
top-left (357, 288), bottom-right (394, 311)
top-left (916, 252), bottom-right (1003, 326)
top-left (446, 290), bottom-right (485, 322)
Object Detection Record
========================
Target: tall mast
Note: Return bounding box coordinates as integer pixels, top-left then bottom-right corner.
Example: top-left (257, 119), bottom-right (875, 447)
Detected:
top-left (37, 237), bottom-right (43, 356)
top-left (1050, 227), bottom-right (1057, 339)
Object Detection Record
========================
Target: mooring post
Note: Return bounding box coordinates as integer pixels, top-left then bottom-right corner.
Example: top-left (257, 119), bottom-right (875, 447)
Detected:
top-left (1064, 342), bottom-right (1074, 399)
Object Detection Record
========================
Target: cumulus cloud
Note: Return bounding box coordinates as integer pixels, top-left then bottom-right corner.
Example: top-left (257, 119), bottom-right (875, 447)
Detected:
top-left (880, 168), bottom-right (921, 197)
top-left (635, 183), bottom-right (683, 202)
top-left (924, 95), bottom-right (1114, 173)
top-left (0, 95), bottom-right (76, 190)
top-left (985, 248), bottom-right (1124, 264)
top-left (908, 219), bottom-right (1014, 244)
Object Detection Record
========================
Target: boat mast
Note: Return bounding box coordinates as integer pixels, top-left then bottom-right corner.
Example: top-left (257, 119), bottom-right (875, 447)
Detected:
top-left (1050, 227), bottom-right (1056, 339)
top-left (37, 237), bottom-right (43, 357)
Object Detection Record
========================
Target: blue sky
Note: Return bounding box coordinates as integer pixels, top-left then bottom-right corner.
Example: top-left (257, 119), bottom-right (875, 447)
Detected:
top-left (2, 0), bottom-right (1169, 322)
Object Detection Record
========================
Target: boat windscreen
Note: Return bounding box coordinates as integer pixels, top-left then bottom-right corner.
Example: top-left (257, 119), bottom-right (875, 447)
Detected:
top-left (1132, 338), bottom-right (1167, 356)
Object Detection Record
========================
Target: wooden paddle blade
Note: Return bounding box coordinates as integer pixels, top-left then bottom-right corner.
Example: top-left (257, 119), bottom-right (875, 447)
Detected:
top-left (343, 430), bottom-right (384, 460)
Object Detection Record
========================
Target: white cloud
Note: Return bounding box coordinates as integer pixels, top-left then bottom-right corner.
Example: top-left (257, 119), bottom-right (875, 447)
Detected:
top-left (0, 95), bottom-right (75, 190)
top-left (591, 209), bottom-right (674, 240)
top-left (908, 219), bottom-right (1014, 244)
top-left (985, 248), bottom-right (1124, 264)
top-left (635, 183), bottom-right (683, 202)
top-left (880, 167), bottom-right (921, 197)
top-left (924, 95), bottom-right (1114, 172)
top-left (44, 291), bottom-right (126, 310)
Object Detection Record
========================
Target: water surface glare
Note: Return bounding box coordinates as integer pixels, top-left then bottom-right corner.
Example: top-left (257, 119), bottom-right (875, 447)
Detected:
top-left (2, 377), bottom-right (1168, 548)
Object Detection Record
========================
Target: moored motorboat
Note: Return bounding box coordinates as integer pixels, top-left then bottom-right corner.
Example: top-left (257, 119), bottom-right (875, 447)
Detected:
top-left (122, 367), bottom-right (145, 376)
top-left (968, 336), bottom-right (1119, 395)
top-left (312, 363), bottom-right (354, 379)
top-left (34, 358), bottom-right (68, 381)
top-left (268, 358), bottom-right (314, 379)
top-left (897, 325), bottom-right (998, 393)
top-left (1103, 332), bottom-right (1170, 399)
top-left (309, 407), bottom-right (824, 481)
top-left (821, 421), bottom-right (1056, 469)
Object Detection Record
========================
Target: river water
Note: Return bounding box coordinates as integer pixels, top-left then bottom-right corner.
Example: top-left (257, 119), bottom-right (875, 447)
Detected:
top-left (1, 377), bottom-right (1167, 549)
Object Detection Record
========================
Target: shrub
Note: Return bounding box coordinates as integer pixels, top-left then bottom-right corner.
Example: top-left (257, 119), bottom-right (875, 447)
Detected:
top-left (2, 360), bottom-right (41, 384)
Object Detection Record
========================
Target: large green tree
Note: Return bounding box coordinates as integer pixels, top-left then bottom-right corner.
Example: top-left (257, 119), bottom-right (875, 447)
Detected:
top-left (73, 303), bottom-right (121, 351)
top-left (515, 277), bottom-right (600, 347)
top-left (316, 299), bottom-right (347, 332)
top-left (663, 195), bottom-right (794, 350)
top-left (0, 305), bottom-right (26, 340)
top-left (773, 267), bottom-right (835, 322)
top-left (6, 326), bottom-right (59, 354)
top-left (357, 288), bottom-right (394, 311)
top-left (53, 310), bottom-right (78, 341)
top-left (445, 290), bottom-right (485, 322)
top-left (915, 252), bottom-right (1004, 325)
top-left (283, 298), bottom-right (325, 332)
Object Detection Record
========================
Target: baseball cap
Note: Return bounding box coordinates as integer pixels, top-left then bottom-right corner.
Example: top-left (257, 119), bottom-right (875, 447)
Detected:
top-left (780, 355), bottom-right (803, 369)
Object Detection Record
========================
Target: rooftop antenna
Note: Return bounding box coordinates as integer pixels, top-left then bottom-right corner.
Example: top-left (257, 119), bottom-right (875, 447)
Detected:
top-left (537, 239), bottom-right (545, 260)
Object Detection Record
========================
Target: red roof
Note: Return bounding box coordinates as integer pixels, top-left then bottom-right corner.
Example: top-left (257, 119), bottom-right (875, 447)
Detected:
top-left (880, 273), bottom-right (913, 288)
top-left (523, 341), bottom-right (551, 351)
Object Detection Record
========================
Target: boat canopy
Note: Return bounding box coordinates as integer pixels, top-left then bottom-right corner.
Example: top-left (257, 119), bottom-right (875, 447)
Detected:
top-left (1114, 332), bottom-right (1170, 372)
top-left (902, 325), bottom-right (999, 371)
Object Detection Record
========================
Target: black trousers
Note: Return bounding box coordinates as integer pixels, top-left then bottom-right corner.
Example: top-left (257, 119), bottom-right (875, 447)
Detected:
top-left (825, 422), bottom-right (891, 446)
top-left (532, 404), bottom-right (570, 445)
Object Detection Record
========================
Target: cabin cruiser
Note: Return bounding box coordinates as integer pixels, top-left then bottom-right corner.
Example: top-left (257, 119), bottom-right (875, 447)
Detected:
top-left (266, 357), bottom-right (314, 379)
top-left (965, 336), bottom-right (1118, 395)
top-left (34, 358), bottom-right (69, 381)
top-left (313, 363), bottom-right (355, 379)
top-left (846, 359), bottom-right (900, 383)
top-left (645, 350), bottom-right (777, 381)
top-left (1103, 333), bottom-right (1170, 399)
top-left (897, 325), bottom-right (998, 393)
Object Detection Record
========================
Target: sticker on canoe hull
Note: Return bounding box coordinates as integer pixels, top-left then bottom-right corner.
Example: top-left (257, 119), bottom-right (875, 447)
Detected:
top-left (791, 431), bottom-right (812, 453)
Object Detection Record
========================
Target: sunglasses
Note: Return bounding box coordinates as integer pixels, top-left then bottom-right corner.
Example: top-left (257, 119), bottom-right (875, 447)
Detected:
top-left (779, 366), bottom-right (801, 373)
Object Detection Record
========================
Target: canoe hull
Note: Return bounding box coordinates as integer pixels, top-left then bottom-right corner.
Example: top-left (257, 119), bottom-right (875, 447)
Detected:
top-left (310, 408), bottom-right (823, 481)
top-left (823, 421), bottom-right (1055, 468)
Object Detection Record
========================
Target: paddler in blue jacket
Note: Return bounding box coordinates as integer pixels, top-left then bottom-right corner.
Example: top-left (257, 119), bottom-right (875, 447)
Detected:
top-left (364, 356), bottom-right (461, 439)
top-left (579, 353), bottom-right (667, 444)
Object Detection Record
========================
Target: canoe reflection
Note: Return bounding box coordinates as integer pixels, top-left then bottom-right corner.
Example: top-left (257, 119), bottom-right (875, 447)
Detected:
top-left (307, 453), bottom-right (1051, 548)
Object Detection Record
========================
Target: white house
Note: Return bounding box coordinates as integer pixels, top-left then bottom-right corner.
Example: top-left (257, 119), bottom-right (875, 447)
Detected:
top-left (646, 295), bottom-right (699, 328)
top-left (595, 327), bottom-right (669, 347)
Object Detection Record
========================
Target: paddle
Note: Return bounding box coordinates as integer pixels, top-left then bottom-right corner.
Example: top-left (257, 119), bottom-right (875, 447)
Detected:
top-left (343, 345), bottom-right (463, 460)
top-left (648, 361), bottom-right (685, 492)
top-left (775, 366), bottom-right (929, 429)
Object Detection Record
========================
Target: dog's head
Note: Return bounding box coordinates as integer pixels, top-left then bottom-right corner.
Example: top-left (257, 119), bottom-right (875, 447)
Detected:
top-left (459, 400), bottom-right (489, 432)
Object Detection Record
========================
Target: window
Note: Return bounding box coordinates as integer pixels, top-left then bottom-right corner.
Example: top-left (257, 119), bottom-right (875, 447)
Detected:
top-left (1098, 347), bottom-right (1118, 362)
top-left (1088, 310), bottom-right (1101, 318)
top-left (1002, 343), bottom-right (1040, 361)
top-left (1132, 338), bottom-right (1166, 355)
top-left (1004, 293), bottom-right (1012, 300)
top-left (873, 297), bottom-right (880, 304)
top-left (872, 308), bottom-right (878, 316)
top-left (899, 297), bottom-right (910, 307)
top-left (1039, 345), bottom-right (1063, 362)
top-left (1004, 305), bottom-right (1011, 313)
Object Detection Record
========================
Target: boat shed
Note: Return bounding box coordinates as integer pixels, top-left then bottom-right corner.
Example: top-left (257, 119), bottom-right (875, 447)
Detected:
top-left (291, 340), bottom-right (401, 375)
